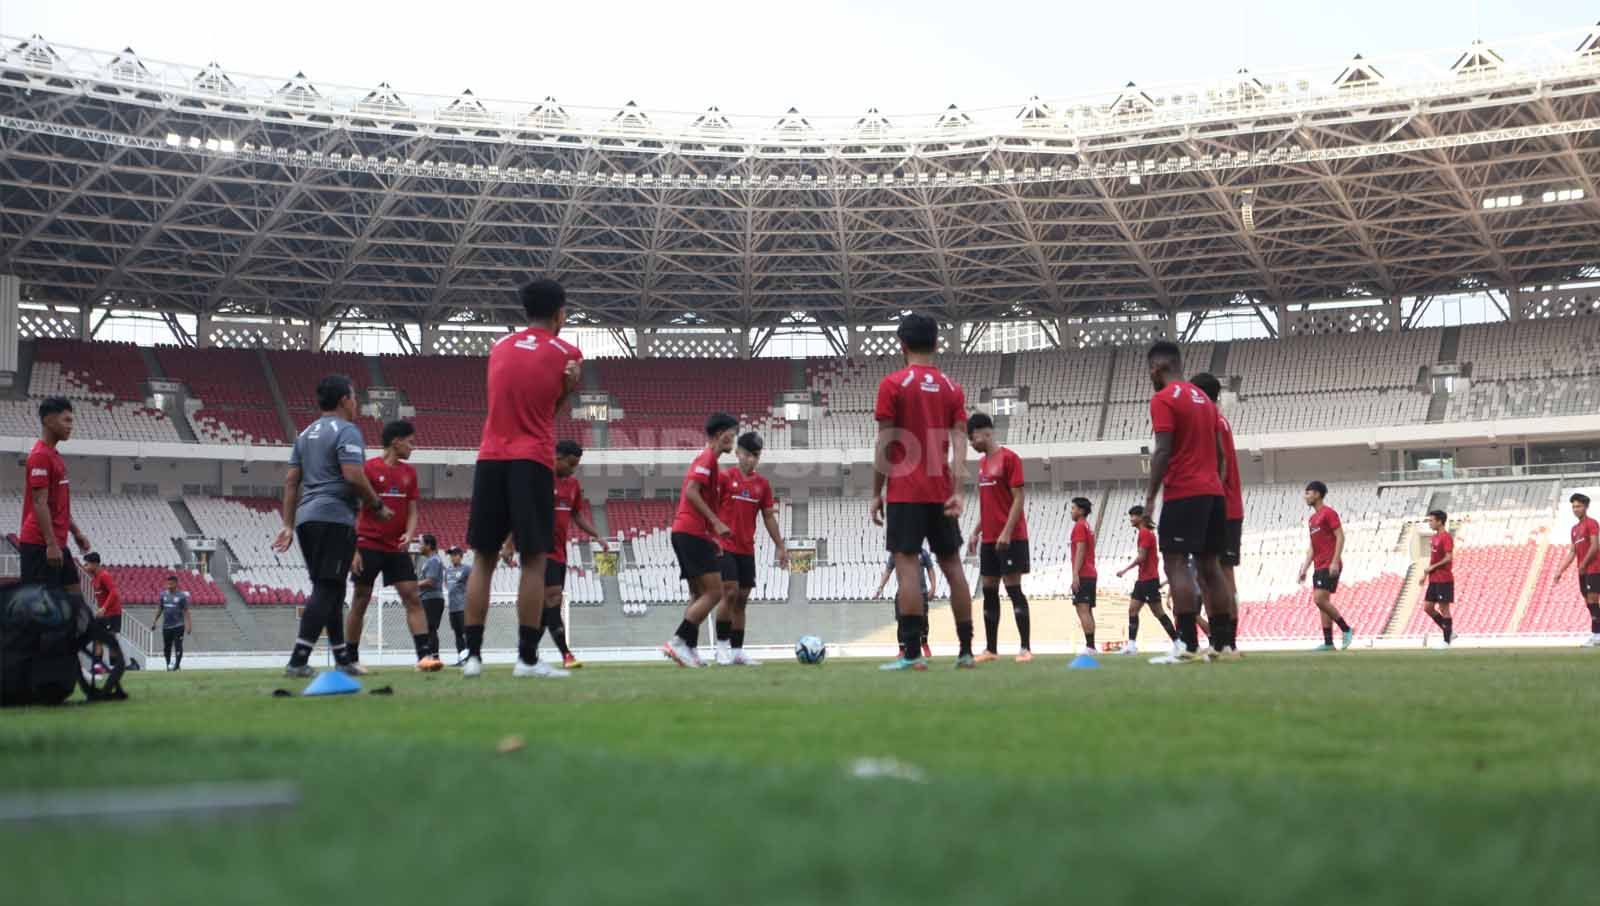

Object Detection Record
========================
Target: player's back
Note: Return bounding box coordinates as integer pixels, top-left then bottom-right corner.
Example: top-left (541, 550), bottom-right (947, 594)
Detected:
top-left (479, 326), bottom-right (581, 464)
top-left (1149, 380), bottom-right (1222, 500)
top-left (876, 364), bottom-right (965, 503)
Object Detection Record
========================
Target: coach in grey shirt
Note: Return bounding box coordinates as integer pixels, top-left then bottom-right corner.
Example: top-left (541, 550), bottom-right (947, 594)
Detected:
top-left (417, 533), bottom-right (447, 659)
top-left (273, 374), bottom-right (390, 676)
top-left (443, 547), bottom-right (471, 663)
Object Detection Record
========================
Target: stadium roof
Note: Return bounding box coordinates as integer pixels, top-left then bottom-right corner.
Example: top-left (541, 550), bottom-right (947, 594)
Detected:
top-left (2, 26), bottom-right (1600, 330)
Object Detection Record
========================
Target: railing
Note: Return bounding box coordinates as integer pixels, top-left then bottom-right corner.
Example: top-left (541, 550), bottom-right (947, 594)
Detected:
top-left (1379, 462), bottom-right (1600, 484)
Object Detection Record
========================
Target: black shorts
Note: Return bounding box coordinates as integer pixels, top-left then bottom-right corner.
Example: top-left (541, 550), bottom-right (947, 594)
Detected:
top-left (979, 540), bottom-right (1031, 578)
top-left (296, 521), bottom-right (357, 584)
top-left (885, 503), bottom-right (962, 558)
top-left (97, 614), bottom-right (123, 635)
top-left (17, 543), bottom-right (80, 588)
top-left (545, 559), bottom-right (568, 589)
top-left (1580, 575), bottom-right (1600, 597)
top-left (1425, 581), bottom-right (1454, 604)
top-left (1131, 578), bottom-right (1162, 605)
top-left (1312, 568), bottom-right (1339, 593)
top-left (467, 459), bottom-right (555, 559)
top-left (162, 626), bottom-right (183, 643)
top-left (353, 548), bottom-right (417, 588)
top-left (720, 552), bottom-right (757, 589)
top-left (1073, 577), bottom-right (1098, 607)
top-left (1158, 495), bottom-right (1226, 556)
top-left (1220, 519), bottom-right (1243, 567)
top-left (672, 532), bottom-right (722, 580)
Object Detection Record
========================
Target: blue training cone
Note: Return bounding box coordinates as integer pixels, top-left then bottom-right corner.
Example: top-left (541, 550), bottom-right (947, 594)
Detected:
top-left (1068, 653), bottom-right (1100, 670)
top-left (302, 670), bottom-right (362, 696)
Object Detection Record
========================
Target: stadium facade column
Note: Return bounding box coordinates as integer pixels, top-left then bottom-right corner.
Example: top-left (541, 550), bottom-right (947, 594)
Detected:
top-left (1056, 316), bottom-right (1071, 349)
top-left (941, 320), bottom-right (965, 354)
top-left (419, 322), bottom-right (439, 356)
top-left (195, 313), bottom-right (213, 348)
top-left (845, 325), bottom-right (865, 358)
top-left (636, 327), bottom-right (655, 358)
top-left (0, 274), bottom-right (18, 389)
top-left (1386, 296), bottom-right (1403, 330)
top-left (1165, 312), bottom-right (1179, 341)
top-left (1507, 288), bottom-right (1524, 322)
top-left (75, 303), bottom-right (93, 342)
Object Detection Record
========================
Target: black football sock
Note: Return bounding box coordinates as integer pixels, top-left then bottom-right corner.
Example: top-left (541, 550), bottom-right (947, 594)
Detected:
top-left (675, 620), bottom-right (699, 647)
top-left (897, 615), bottom-right (921, 660)
top-left (173, 637), bottom-right (183, 670)
top-left (347, 640), bottom-right (360, 663)
top-left (450, 611), bottom-right (466, 654)
top-left (1442, 617), bottom-right (1454, 643)
top-left (1217, 615), bottom-right (1237, 650)
top-left (1156, 612), bottom-right (1178, 641)
top-left (517, 624), bottom-right (544, 665)
top-left (1426, 610), bottom-right (1446, 629)
top-left (731, 629), bottom-right (745, 650)
top-left (1323, 626), bottom-right (1335, 646)
top-left (1333, 616), bottom-right (1351, 633)
top-left (715, 620), bottom-right (734, 643)
top-left (1177, 612), bottom-right (1199, 653)
top-left (981, 586), bottom-right (1001, 653)
top-left (291, 582), bottom-right (337, 665)
top-left (956, 620), bottom-right (974, 657)
top-left (919, 614), bottom-right (930, 647)
top-left (413, 634), bottom-right (432, 660)
top-left (465, 624), bottom-right (485, 660)
top-left (1128, 614), bottom-right (1140, 643)
top-left (1083, 630), bottom-right (1096, 651)
top-left (1588, 602), bottom-right (1600, 634)
top-left (1006, 585), bottom-right (1031, 650)
top-left (544, 607), bottom-right (571, 658)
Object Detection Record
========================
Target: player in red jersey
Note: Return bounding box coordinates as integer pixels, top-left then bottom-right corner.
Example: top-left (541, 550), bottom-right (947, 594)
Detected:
top-left (464, 279), bottom-right (583, 679)
top-left (543, 439), bottom-right (608, 668)
top-left (662, 413), bottom-right (740, 667)
top-left (965, 413), bottom-right (1032, 662)
top-left (1298, 480), bottom-right (1354, 651)
top-left (1419, 509), bottom-right (1457, 648)
top-left (1551, 492), bottom-right (1600, 647)
top-left (870, 313), bottom-right (975, 671)
top-left (712, 432), bottom-right (788, 667)
top-left (18, 397), bottom-right (92, 598)
top-left (1141, 342), bottom-right (1237, 665)
top-left (1191, 372), bottom-right (1243, 656)
top-left (82, 552), bottom-right (122, 670)
top-left (1069, 497), bottom-right (1099, 656)
top-left (1115, 505), bottom-right (1181, 658)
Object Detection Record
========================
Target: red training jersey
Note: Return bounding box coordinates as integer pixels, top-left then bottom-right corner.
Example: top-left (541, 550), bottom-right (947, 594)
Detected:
top-left (976, 447), bottom-right (1028, 543)
top-left (1308, 506), bottom-right (1341, 570)
top-left (1573, 516), bottom-right (1600, 575)
top-left (356, 457), bottom-right (418, 553)
top-left (19, 440), bottom-right (70, 547)
top-left (1149, 381), bottom-right (1223, 502)
top-left (874, 364), bottom-right (966, 505)
top-left (670, 446), bottom-right (724, 542)
top-left (552, 474), bottom-right (590, 565)
top-left (717, 467), bottom-right (775, 556)
top-left (1217, 413), bottom-right (1244, 521)
top-left (1427, 531), bottom-right (1454, 584)
top-left (92, 569), bottom-right (122, 617)
top-left (1136, 527), bottom-right (1159, 582)
top-left (1071, 519), bottom-right (1098, 579)
top-left (477, 326), bottom-right (582, 468)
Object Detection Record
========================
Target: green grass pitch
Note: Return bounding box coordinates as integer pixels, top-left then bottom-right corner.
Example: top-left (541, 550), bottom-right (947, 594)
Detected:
top-left (3, 650), bottom-right (1598, 905)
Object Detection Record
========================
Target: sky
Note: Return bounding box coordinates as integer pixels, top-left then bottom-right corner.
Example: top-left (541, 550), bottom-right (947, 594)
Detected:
top-left (2, 0), bottom-right (1593, 118)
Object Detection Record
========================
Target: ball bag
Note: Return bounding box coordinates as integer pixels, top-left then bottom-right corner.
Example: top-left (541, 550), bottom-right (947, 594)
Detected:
top-left (1, 582), bottom-right (127, 706)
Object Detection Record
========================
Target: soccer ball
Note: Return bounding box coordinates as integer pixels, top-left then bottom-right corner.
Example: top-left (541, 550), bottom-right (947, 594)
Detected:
top-left (795, 635), bottom-right (827, 664)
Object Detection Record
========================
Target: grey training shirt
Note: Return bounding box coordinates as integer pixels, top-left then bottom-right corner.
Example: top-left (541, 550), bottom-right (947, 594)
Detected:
top-left (157, 590), bottom-right (190, 630)
top-left (419, 554), bottom-right (445, 602)
top-left (288, 415), bottom-right (366, 527)
top-left (445, 562), bottom-right (471, 613)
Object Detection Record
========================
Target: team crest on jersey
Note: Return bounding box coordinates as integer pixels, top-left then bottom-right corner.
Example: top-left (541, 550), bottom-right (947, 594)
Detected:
top-left (919, 373), bottom-right (941, 393)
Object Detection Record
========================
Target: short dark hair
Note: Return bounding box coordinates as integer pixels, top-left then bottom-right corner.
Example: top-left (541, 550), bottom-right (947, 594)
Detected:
top-left (381, 419), bottom-right (415, 448)
top-left (1191, 372), bottom-right (1222, 402)
top-left (1147, 341), bottom-right (1182, 370)
top-left (556, 439), bottom-right (584, 459)
top-left (421, 533), bottom-right (438, 550)
top-left (83, 552), bottom-right (101, 564)
top-left (166, 574), bottom-right (178, 582)
top-left (1573, 493), bottom-right (1592, 506)
top-left (1306, 480), bottom-right (1329, 497)
top-left (37, 396), bottom-right (72, 421)
top-left (705, 412), bottom-right (739, 437)
top-left (316, 375), bottom-right (354, 412)
top-left (966, 412), bottom-right (994, 435)
top-left (896, 312), bottom-right (939, 353)
top-left (1427, 509), bottom-right (1448, 523)
top-left (737, 431), bottom-right (764, 454)
top-left (447, 546), bottom-right (463, 556)
top-left (520, 278), bottom-right (566, 321)
top-left (1071, 497), bottom-right (1093, 514)
top-left (1128, 505), bottom-right (1145, 517)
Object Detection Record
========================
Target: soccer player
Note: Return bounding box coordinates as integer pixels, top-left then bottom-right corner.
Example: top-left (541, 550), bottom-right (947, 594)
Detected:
top-left (872, 547), bottom-right (935, 658)
top-left (714, 431), bottom-right (787, 667)
top-left (546, 439), bottom-right (608, 669)
top-left (1191, 371), bottom-right (1244, 653)
top-left (463, 278), bottom-right (583, 679)
top-left (662, 413), bottom-right (739, 667)
top-left (273, 375), bottom-right (393, 678)
top-left (964, 412), bottom-right (1032, 662)
top-left (82, 553), bottom-right (122, 670)
top-left (18, 397), bottom-right (92, 601)
top-left (1069, 497), bottom-right (1099, 656)
top-left (416, 534), bottom-right (447, 661)
top-left (1115, 506), bottom-right (1180, 657)
top-left (346, 420), bottom-right (438, 673)
top-left (1141, 341), bottom-right (1238, 665)
top-left (1551, 492), bottom-right (1600, 647)
top-left (1298, 480), bottom-right (1354, 651)
top-left (153, 574), bottom-right (192, 671)
top-left (444, 547), bottom-right (471, 665)
top-left (1419, 510), bottom-right (1457, 648)
top-left (870, 312), bottom-right (976, 671)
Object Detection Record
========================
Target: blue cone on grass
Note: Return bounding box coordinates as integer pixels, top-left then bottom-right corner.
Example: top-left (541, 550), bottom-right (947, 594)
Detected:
top-left (1069, 652), bottom-right (1100, 670)
top-left (303, 671), bottom-right (362, 696)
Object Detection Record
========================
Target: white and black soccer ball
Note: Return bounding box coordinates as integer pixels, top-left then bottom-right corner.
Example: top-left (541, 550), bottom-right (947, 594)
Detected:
top-left (795, 635), bottom-right (827, 665)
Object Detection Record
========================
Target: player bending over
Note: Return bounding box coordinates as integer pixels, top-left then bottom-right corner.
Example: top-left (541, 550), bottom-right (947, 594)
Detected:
top-left (1298, 480), bottom-right (1354, 651)
top-left (871, 312), bottom-right (976, 671)
top-left (662, 413), bottom-right (739, 667)
top-left (965, 412), bottom-right (1033, 662)
top-left (1069, 497), bottom-right (1100, 656)
top-left (1551, 492), bottom-right (1600, 647)
top-left (714, 431), bottom-right (787, 666)
top-left (1419, 510), bottom-right (1457, 648)
top-left (1116, 505), bottom-right (1180, 657)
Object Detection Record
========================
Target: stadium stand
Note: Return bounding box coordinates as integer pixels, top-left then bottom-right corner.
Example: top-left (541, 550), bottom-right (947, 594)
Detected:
top-left (268, 350), bottom-right (387, 440)
top-left (157, 347), bottom-right (288, 445)
top-left (0, 340), bottom-right (181, 442)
